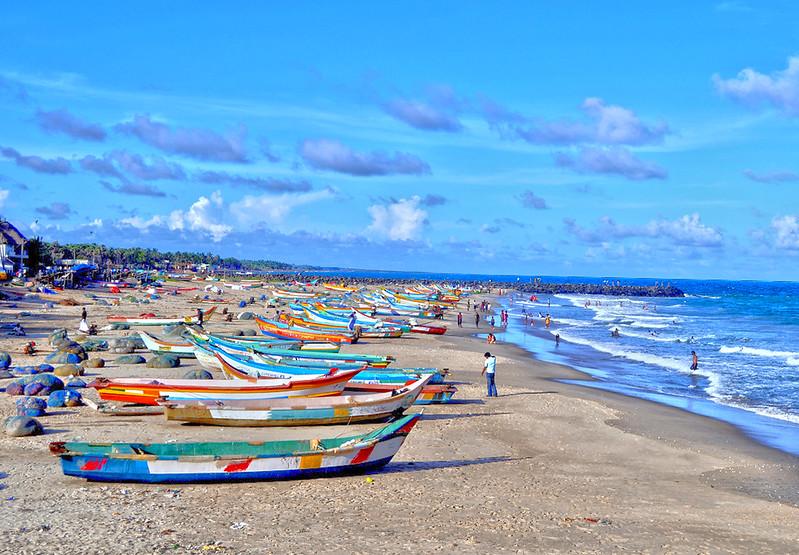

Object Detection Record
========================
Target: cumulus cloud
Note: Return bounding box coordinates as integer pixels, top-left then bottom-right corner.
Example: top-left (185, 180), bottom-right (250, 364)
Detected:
top-left (109, 151), bottom-right (185, 181)
top-left (0, 188), bottom-right (9, 208)
top-left (555, 147), bottom-right (667, 180)
top-left (79, 155), bottom-right (123, 178)
top-left (197, 170), bottom-right (311, 192)
top-left (367, 196), bottom-right (428, 241)
top-left (35, 108), bottom-right (106, 141)
top-left (168, 190), bottom-right (232, 242)
top-left (564, 214), bottom-right (722, 247)
top-left (101, 180), bottom-right (166, 197)
top-left (35, 201), bottom-right (73, 220)
top-left (491, 97), bottom-right (668, 146)
top-left (258, 138), bottom-right (281, 163)
top-left (230, 188), bottom-right (335, 225)
top-left (116, 115), bottom-right (248, 162)
top-left (420, 194), bottom-right (447, 206)
top-left (300, 139), bottom-right (431, 176)
top-left (743, 169), bottom-right (799, 183)
top-left (714, 56), bottom-right (799, 116)
top-left (771, 215), bottom-right (799, 249)
top-left (383, 98), bottom-right (463, 132)
top-left (118, 215), bottom-right (164, 231)
top-left (518, 190), bottom-right (548, 209)
top-left (0, 146), bottom-right (72, 174)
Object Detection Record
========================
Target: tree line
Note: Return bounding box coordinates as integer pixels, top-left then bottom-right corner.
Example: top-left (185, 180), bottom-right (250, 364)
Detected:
top-left (24, 238), bottom-right (295, 273)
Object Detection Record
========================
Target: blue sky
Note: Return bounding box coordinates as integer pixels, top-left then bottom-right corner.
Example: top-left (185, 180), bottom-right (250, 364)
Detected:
top-left (2, 1), bottom-right (799, 279)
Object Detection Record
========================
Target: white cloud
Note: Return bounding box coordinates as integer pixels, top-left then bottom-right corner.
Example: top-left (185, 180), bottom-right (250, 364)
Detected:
top-left (713, 56), bottom-right (799, 116)
top-left (565, 213), bottom-right (722, 247)
top-left (367, 196), bottom-right (427, 241)
top-left (168, 190), bottom-right (231, 242)
top-left (230, 188), bottom-right (335, 226)
top-left (653, 213), bottom-right (723, 247)
top-left (118, 215), bottom-right (164, 231)
top-left (772, 215), bottom-right (799, 249)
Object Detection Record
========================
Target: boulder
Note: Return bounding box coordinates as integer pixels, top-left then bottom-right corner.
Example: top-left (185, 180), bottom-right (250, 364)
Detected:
top-left (38, 364), bottom-right (54, 373)
top-left (45, 351), bottom-right (83, 365)
top-left (146, 354), bottom-right (181, 368)
top-left (0, 369), bottom-right (13, 379)
top-left (13, 365), bottom-right (41, 375)
top-left (81, 339), bottom-right (109, 352)
top-left (5, 380), bottom-right (25, 395)
top-left (48, 328), bottom-right (69, 346)
top-left (110, 338), bottom-right (137, 354)
top-left (116, 354), bottom-right (146, 365)
top-left (82, 358), bottom-right (105, 369)
top-left (55, 364), bottom-right (83, 378)
top-left (65, 378), bottom-right (87, 389)
top-left (241, 329), bottom-right (258, 337)
top-left (47, 389), bottom-right (83, 407)
top-left (237, 312), bottom-right (254, 320)
top-left (110, 323), bottom-right (130, 330)
top-left (16, 374), bottom-right (64, 396)
top-left (183, 369), bottom-right (213, 380)
top-left (16, 397), bottom-right (47, 417)
top-left (0, 352), bottom-right (11, 370)
top-left (123, 335), bottom-right (146, 350)
top-left (4, 416), bottom-right (43, 437)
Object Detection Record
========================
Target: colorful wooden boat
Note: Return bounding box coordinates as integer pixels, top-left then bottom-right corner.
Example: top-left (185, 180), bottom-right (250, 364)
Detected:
top-left (283, 316), bottom-right (404, 339)
top-left (107, 306), bottom-right (216, 326)
top-left (346, 382), bottom-right (458, 404)
top-left (186, 327), bottom-right (341, 352)
top-left (213, 347), bottom-right (443, 384)
top-left (256, 317), bottom-right (355, 343)
top-left (49, 413), bottom-right (421, 483)
top-left (158, 375), bottom-right (431, 426)
top-left (89, 368), bottom-right (361, 406)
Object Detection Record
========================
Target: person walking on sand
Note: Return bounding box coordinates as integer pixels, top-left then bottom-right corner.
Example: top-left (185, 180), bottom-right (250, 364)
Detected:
top-left (483, 352), bottom-right (498, 397)
top-left (457, 312), bottom-right (463, 327)
top-left (690, 351), bottom-right (698, 372)
top-left (475, 312), bottom-right (480, 327)
top-left (196, 307), bottom-right (204, 327)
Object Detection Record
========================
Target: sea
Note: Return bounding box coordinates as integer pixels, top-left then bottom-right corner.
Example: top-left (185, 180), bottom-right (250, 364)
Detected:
top-left (311, 270), bottom-right (799, 457)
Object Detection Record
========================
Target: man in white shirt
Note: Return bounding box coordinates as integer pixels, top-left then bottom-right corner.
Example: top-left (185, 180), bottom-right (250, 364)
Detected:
top-left (482, 352), bottom-right (498, 397)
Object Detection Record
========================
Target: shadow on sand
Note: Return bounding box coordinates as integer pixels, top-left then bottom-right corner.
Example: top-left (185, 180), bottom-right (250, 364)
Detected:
top-left (500, 390), bottom-right (558, 397)
top-left (379, 456), bottom-right (529, 474)
top-left (421, 411), bottom-right (512, 421)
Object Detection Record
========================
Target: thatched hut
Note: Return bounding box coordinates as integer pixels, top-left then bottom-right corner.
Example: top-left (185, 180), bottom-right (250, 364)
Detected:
top-left (0, 220), bottom-right (27, 279)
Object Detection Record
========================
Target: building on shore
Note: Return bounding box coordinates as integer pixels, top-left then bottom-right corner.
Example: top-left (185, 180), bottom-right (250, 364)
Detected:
top-left (0, 220), bottom-right (27, 279)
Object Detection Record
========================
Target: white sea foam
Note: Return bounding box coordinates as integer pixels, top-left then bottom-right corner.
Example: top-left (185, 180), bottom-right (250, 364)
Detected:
top-left (552, 329), bottom-right (688, 372)
top-left (719, 346), bottom-right (799, 358)
top-left (787, 357), bottom-right (799, 367)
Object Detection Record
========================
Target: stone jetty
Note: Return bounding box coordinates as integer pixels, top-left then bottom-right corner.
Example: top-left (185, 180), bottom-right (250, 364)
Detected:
top-left (515, 282), bottom-right (684, 297)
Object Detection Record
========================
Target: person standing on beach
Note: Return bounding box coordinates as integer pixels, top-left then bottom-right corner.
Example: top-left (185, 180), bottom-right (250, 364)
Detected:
top-left (81, 307), bottom-right (87, 322)
top-left (457, 312), bottom-right (463, 327)
top-left (467, 299), bottom-right (471, 311)
top-left (196, 308), bottom-right (204, 327)
top-left (475, 312), bottom-right (480, 327)
top-left (482, 352), bottom-right (498, 397)
top-left (690, 351), bottom-right (698, 372)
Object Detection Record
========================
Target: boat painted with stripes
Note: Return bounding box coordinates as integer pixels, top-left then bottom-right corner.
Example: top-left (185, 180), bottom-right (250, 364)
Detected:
top-left (106, 306), bottom-right (217, 326)
top-left (49, 413), bottom-right (421, 483)
top-left (158, 375), bottom-right (431, 427)
top-left (89, 367), bottom-right (361, 405)
top-left (345, 382), bottom-right (458, 404)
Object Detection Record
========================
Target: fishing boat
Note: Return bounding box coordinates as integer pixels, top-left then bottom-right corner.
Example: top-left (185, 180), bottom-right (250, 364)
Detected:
top-left (282, 315), bottom-right (404, 339)
top-left (139, 331), bottom-right (196, 357)
top-left (158, 375), bottom-right (431, 426)
top-left (89, 367), bottom-right (361, 405)
top-left (186, 327), bottom-right (341, 352)
top-left (107, 306), bottom-right (216, 326)
top-left (346, 382), bottom-right (458, 404)
top-left (255, 317), bottom-right (355, 343)
top-left (213, 347), bottom-right (443, 384)
top-left (271, 288), bottom-right (317, 299)
top-left (49, 413), bottom-right (421, 483)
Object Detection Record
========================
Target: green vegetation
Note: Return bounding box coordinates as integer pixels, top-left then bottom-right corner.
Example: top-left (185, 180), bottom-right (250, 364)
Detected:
top-left (26, 239), bottom-right (295, 273)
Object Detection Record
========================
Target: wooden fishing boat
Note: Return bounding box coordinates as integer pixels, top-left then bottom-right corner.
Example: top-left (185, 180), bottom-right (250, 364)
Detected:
top-left (107, 306), bottom-right (216, 326)
top-left (271, 288), bottom-right (317, 299)
top-left (49, 413), bottom-right (421, 483)
top-left (158, 375), bottom-right (431, 426)
top-left (283, 316), bottom-right (404, 339)
top-left (346, 382), bottom-right (458, 404)
top-left (213, 347), bottom-right (442, 384)
top-left (139, 331), bottom-right (196, 357)
top-left (321, 283), bottom-right (359, 293)
top-left (89, 368), bottom-right (361, 406)
top-left (256, 317), bottom-right (355, 343)
top-left (185, 327), bottom-right (341, 352)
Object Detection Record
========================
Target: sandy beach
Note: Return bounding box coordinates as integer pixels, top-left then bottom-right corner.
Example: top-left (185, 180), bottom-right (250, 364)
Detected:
top-left (1, 287), bottom-right (798, 554)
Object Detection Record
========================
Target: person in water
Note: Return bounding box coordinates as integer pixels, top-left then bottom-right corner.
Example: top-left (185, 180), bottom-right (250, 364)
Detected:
top-left (611, 328), bottom-right (620, 338)
top-left (690, 351), bottom-right (698, 372)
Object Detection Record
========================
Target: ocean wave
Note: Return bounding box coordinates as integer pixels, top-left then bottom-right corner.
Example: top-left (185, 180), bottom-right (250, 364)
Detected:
top-left (612, 327), bottom-right (680, 342)
top-left (553, 318), bottom-right (591, 327)
top-left (552, 330), bottom-right (688, 372)
top-left (719, 346), bottom-right (799, 358)
top-left (787, 357), bottom-right (799, 367)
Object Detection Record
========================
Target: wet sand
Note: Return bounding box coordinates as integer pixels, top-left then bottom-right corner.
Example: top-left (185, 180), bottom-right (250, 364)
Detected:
top-left (0, 286), bottom-right (797, 554)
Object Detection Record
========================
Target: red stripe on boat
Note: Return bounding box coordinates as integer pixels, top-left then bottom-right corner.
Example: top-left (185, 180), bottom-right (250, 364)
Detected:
top-left (350, 444), bottom-right (376, 464)
top-left (223, 459), bottom-right (253, 472)
top-left (81, 458), bottom-right (108, 471)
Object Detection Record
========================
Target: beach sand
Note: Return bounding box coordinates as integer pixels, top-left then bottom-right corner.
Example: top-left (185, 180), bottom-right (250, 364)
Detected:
top-left (0, 287), bottom-right (798, 554)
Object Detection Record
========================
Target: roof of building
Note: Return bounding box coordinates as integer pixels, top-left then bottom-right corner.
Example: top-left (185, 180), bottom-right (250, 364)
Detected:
top-left (0, 220), bottom-right (26, 247)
